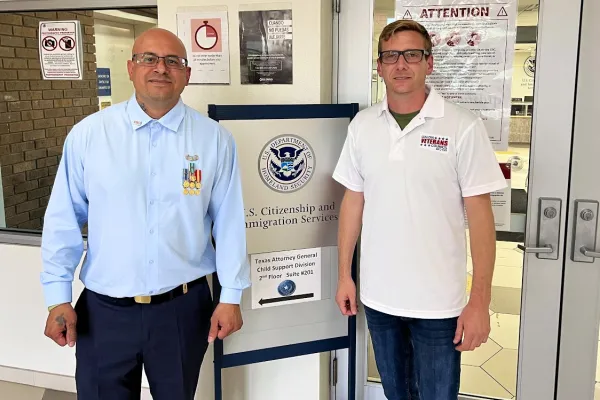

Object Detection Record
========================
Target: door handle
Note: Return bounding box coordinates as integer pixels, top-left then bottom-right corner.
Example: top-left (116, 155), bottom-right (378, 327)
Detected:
top-left (572, 200), bottom-right (599, 263)
top-left (580, 246), bottom-right (600, 259)
top-left (522, 198), bottom-right (561, 260)
top-left (518, 244), bottom-right (554, 254)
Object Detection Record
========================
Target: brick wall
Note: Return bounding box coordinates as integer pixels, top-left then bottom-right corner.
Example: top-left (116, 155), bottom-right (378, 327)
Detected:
top-left (0, 11), bottom-right (98, 229)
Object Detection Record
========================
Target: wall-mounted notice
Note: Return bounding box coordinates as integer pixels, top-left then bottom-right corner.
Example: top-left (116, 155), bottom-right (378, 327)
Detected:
top-left (176, 8), bottom-right (231, 84)
top-left (39, 20), bottom-right (83, 80)
top-left (396, 0), bottom-right (517, 150)
top-left (250, 247), bottom-right (321, 309)
top-left (96, 68), bottom-right (111, 96)
top-left (239, 8), bottom-right (293, 84)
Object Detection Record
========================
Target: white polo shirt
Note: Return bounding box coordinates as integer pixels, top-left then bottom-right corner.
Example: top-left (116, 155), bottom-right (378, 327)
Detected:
top-left (333, 86), bottom-right (506, 319)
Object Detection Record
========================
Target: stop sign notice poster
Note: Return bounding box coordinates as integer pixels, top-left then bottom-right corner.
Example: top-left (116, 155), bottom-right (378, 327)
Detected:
top-left (39, 20), bottom-right (84, 80)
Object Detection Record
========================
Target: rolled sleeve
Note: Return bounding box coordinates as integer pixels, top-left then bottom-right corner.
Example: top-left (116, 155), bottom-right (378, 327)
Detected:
top-left (208, 128), bottom-right (251, 305)
top-left (40, 126), bottom-right (89, 307)
top-left (457, 118), bottom-right (507, 197)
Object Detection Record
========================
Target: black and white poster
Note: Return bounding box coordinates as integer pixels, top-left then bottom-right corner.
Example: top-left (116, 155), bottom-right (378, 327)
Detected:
top-left (239, 9), bottom-right (293, 84)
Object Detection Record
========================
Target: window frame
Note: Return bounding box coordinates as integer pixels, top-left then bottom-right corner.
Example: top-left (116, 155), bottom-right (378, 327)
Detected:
top-left (0, 0), bottom-right (156, 245)
top-left (0, 0), bottom-right (156, 12)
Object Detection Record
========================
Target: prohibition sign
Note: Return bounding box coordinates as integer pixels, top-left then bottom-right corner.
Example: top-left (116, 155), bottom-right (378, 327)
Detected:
top-left (59, 36), bottom-right (76, 51)
top-left (195, 20), bottom-right (219, 50)
top-left (41, 36), bottom-right (57, 52)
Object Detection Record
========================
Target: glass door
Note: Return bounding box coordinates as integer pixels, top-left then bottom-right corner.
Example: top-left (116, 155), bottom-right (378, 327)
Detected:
top-left (335, 0), bottom-right (582, 399)
top-left (555, 0), bottom-right (600, 398)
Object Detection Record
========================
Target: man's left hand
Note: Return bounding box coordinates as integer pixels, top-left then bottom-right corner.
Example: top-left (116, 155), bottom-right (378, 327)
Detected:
top-left (454, 300), bottom-right (490, 352)
top-left (208, 303), bottom-right (243, 343)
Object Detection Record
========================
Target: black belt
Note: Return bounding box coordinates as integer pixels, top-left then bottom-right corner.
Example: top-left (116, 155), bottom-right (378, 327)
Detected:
top-left (91, 276), bottom-right (207, 306)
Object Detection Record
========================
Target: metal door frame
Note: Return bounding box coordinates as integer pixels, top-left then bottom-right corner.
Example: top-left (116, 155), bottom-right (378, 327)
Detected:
top-left (555, 0), bottom-right (600, 398)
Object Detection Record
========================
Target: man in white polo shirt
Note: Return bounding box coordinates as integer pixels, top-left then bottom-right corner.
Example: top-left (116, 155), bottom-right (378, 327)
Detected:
top-left (333, 20), bottom-right (506, 400)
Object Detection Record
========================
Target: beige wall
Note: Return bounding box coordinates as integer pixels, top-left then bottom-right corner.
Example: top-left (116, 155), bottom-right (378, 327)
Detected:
top-left (159, 0), bottom-right (332, 116)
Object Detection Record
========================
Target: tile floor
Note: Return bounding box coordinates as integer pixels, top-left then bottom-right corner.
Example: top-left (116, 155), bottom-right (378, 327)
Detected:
top-left (460, 240), bottom-right (522, 399)
top-left (0, 380), bottom-right (75, 400)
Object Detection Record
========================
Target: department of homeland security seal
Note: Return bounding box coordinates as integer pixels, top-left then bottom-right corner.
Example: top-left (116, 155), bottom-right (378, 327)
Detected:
top-left (259, 135), bottom-right (315, 193)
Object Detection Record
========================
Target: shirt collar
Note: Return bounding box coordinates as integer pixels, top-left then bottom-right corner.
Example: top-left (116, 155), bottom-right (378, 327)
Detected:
top-left (126, 94), bottom-right (185, 132)
top-left (377, 84), bottom-right (445, 119)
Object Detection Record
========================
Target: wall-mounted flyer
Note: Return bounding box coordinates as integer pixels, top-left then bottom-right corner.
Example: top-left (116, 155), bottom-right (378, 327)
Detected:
top-left (39, 20), bottom-right (84, 80)
top-left (239, 8), bottom-right (293, 84)
top-left (176, 8), bottom-right (231, 84)
top-left (396, 0), bottom-right (517, 150)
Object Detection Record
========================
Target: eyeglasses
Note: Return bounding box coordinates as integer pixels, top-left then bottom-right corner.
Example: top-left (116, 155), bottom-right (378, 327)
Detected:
top-left (132, 53), bottom-right (188, 69)
top-left (379, 49), bottom-right (430, 64)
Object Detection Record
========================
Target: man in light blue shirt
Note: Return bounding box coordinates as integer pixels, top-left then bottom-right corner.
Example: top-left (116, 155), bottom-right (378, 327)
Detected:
top-left (41, 28), bottom-right (250, 400)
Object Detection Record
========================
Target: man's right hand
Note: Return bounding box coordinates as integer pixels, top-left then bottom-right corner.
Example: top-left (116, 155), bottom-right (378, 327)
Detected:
top-left (336, 278), bottom-right (358, 316)
top-left (44, 303), bottom-right (77, 347)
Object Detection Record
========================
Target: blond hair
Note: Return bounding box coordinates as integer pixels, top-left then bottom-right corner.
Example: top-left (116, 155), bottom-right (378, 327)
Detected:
top-left (378, 20), bottom-right (433, 55)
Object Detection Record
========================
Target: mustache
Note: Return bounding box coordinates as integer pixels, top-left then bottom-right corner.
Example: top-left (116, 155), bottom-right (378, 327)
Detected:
top-left (147, 75), bottom-right (172, 82)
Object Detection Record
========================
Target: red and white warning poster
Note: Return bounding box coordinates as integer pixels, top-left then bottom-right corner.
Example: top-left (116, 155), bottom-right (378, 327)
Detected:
top-left (176, 8), bottom-right (230, 84)
top-left (39, 20), bottom-right (83, 80)
top-left (396, 1), bottom-right (517, 151)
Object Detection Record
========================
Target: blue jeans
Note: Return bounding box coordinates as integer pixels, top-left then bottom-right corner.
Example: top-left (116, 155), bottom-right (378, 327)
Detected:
top-left (365, 305), bottom-right (461, 400)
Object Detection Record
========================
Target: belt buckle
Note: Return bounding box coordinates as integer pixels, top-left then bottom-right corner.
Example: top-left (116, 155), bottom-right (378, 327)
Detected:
top-left (134, 295), bottom-right (151, 304)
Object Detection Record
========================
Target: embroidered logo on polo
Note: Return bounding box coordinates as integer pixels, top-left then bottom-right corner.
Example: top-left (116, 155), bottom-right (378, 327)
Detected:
top-left (182, 154), bottom-right (202, 196)
top-left (420, 134), bottom-right (450, 153)
top-left (259, 135), bottom-right (315, 193)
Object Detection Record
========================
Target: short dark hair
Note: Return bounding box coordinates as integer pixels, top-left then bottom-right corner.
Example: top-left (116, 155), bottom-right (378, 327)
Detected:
top-left (378, 20), bottom-right (433, 55)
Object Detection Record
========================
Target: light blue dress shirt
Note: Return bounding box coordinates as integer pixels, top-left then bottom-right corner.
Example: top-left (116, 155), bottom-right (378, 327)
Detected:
top-left (40, 95), bottom-right (251, 307)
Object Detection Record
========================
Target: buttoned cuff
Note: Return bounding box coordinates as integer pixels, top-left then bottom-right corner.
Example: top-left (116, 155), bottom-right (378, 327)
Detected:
top-left (43, 281), bottom-right (72, 308)
top-left (219, 288), bottom-right (242, 304)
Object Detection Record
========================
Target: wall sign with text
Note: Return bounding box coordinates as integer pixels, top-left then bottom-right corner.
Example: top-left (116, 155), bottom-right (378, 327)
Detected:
top-left (39, 20), bottom-right (84, 80)
top-left (96, 68), bottom-right (111, 96)
top-left (396, 0), bottom-right (518, 150)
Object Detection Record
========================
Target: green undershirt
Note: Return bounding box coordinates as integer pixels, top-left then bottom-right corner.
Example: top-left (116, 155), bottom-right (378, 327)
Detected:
top-left (389, 109), bottom-right (420, 130)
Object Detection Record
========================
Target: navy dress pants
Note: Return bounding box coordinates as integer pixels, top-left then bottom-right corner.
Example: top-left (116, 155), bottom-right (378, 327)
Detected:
top-left (74, 280), bottom-right (213, 400)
